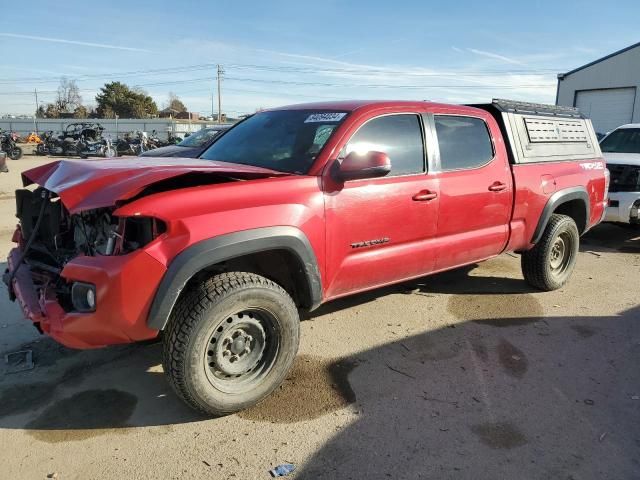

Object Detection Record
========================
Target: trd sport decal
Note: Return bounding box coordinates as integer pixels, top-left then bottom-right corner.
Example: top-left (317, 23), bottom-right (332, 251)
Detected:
top-left (350, 237), bottom-right (390, 249)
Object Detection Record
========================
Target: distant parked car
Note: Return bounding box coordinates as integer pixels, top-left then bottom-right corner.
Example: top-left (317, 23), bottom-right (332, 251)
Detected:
top-left (139, 126), bottom-right (231, 158)
top-left (600, 124), bottom-right (640, 227)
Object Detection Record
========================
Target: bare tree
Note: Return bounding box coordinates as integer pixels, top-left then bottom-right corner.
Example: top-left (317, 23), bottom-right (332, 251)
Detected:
top-left (56, 78), bottom-right (83, 114)
top-left (167, 92), bottom-right (187, 112)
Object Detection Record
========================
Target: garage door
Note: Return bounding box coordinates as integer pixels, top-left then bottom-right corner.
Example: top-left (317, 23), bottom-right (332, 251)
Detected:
top-left (575, 87), bottom-right (636, 135)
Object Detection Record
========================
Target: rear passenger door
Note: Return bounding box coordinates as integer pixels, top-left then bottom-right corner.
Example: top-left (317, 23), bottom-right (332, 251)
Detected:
top-left (429, 113), bottom-right (513, 270)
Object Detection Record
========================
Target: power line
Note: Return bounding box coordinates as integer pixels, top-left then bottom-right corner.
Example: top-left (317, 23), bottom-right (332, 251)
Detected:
top-left (224, 75), bottom-right (555, 89)
top-left (0, 61), bottom-right (563, 85)
top-left (0, 59), bottom-right (559, 116)
top-left (1, 75), bottom-right (554, 94)
top-left (225, 63), bottom-right (560, 77)
top-left (0, 64), bottom-right (218, 85)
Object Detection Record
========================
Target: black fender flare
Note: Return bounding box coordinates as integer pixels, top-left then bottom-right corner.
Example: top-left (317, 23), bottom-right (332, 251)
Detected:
top-left (531, 186), bottom-right (589, 244)
top-left (147, 226), bottom-right (322, 330)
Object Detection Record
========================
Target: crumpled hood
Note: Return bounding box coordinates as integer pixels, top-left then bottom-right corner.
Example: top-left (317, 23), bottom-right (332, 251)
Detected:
top-left (22, 157), bottom-right (287, 213)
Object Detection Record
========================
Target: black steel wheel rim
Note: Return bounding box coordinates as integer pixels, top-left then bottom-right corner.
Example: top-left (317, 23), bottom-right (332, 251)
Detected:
top-left (549, 231), bottom-right (573, 277)
top-left (203, 308), bottom-right (279, 394)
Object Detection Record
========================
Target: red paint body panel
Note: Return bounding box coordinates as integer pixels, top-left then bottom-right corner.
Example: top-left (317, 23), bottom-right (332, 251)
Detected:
top-left (323, 172), bottom-right (440, 298)
top-left (7, 233), bottom-right (165, 348)
top-left (429, 107), bottom-right (513, 270)
top-left (7, 100), bottom-right (607, 349)
top-left (506, 160), bottom-right (607, 252)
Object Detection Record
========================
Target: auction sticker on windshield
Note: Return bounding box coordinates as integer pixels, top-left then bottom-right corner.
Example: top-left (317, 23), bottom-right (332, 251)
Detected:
top-left (305, 112), bottom-right (347, 123)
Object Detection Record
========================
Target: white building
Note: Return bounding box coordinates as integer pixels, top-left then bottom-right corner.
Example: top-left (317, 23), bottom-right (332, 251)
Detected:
top-left (556, 42), bottom-right (640, 135)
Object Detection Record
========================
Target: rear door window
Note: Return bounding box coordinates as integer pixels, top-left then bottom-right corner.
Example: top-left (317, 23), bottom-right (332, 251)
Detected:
top-left (435, 116), bottom-right (494, 170)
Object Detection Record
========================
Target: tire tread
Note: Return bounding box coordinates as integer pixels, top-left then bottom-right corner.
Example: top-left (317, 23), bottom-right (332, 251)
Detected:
top-left (162, 272), bottom-right (295, 415)
top-left (521, 213), bottom-right (578, 291)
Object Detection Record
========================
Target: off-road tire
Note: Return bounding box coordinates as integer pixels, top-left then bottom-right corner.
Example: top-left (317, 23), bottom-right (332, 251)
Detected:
top-left (162, 272), bottom-right (300, 416)
top-left (521, 214), bottom-right (579, 291)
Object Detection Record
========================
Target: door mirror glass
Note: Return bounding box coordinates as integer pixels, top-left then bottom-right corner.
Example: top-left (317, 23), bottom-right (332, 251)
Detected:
top-left (335, 151), bottom-right (391, 181)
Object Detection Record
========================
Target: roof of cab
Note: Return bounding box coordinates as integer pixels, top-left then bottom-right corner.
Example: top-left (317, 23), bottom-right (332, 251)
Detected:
top-left (269, 100), bottom-right (478, 113)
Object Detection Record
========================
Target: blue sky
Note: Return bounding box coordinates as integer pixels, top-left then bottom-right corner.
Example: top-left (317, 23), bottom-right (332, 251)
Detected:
top-left (0, 0), bottom-right (638, 117)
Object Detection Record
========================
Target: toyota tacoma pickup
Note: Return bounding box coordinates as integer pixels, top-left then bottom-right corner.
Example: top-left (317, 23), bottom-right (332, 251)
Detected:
top-left (3, 99), bottom-right (608, 415)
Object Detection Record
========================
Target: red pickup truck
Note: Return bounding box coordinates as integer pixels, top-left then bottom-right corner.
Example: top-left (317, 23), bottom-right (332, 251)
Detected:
top-left (4, 99), bottom-right (607, 415)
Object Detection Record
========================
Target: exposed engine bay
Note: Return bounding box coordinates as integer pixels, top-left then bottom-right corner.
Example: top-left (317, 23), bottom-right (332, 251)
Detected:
top-left (13, 187), bottom-right (164, 310)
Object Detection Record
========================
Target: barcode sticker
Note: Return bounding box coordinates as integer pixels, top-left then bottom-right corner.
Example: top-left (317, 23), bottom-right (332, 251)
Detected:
top-left (304, 112), bottom-right (347, 123)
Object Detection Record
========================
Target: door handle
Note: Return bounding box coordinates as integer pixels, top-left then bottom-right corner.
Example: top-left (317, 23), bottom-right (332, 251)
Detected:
top-left (488, 181), bottom-right (507, 192)
top-left (413, 190), bottom-right (438, 201)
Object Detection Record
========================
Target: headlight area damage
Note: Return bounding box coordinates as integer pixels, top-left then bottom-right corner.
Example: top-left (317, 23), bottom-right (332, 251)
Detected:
top-left (3, 158), bottom-right (286, 348)
top-left (3, 187), bottom-right (168, 348)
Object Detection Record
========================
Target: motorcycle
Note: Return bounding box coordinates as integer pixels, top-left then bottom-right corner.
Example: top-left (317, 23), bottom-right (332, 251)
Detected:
top-left (36, 128), bottom-right (116, 158)
top-left (78, 136), bottom-right (116, 159)
top-left (0, 130), bottom-right (23, 160)
top-left (147, 130), bottom-right (164, 149)
top-left (36, 131), bottom-right (66, 155)
top-left (115, 130), bottom-right (153, 156)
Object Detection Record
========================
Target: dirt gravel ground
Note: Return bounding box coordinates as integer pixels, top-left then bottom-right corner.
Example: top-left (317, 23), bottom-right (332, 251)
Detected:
top-left (0, 153), bottom-right (639, 479)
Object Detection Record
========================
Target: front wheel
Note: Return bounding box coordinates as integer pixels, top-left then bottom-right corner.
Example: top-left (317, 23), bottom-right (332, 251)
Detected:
top-left (9, 146), bottom-right (22, 160)
top-left (162, 272), bottom-right (300, 416)
top-left (521, 214), bottom-right (579, 291)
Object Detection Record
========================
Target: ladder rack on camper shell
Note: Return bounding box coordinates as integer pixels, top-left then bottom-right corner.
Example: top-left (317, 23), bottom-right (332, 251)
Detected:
top-left (489, 99), bottom-right (583, 118)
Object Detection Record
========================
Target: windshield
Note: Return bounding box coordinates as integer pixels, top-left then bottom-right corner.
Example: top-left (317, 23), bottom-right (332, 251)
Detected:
top-left (199, 110), bottom-right (348, 173)
top-left (600, 128), bottom-right (640, 153)
top-left (179, 128), bottom-right (223, 147)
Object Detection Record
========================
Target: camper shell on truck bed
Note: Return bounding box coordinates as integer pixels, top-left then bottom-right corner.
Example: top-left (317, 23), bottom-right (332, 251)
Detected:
top-left (472, 99), bottom-right (603, 164)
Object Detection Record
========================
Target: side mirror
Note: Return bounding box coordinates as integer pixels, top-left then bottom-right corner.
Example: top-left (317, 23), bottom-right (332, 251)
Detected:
top-left (0, 152), bottom-right (8, 173)
top-left (334, 151), bottom-right (391, 182)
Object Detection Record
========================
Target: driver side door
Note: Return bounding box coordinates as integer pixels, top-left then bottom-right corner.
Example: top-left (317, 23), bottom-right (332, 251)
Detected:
top-left (322, 113), bottom-right (440, 299)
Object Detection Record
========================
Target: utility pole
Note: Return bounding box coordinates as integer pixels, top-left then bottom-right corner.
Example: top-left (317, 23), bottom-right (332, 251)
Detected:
top-left (34, 88), bottom-right (39, 134)
top-left (216, 64), bottom-right (224, 124)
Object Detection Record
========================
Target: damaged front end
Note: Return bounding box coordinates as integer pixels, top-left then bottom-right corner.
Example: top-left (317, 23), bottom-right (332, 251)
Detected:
top-left (4, 157), bottom-right (286, 348)
top-left (4, 187), bottom-right (167, 348)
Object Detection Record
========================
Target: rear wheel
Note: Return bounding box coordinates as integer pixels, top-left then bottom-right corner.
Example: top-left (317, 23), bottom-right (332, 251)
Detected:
top-left (521, 214), bottom-right (579, 291)
top-left (162, 272), bottom-right (300, 416)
